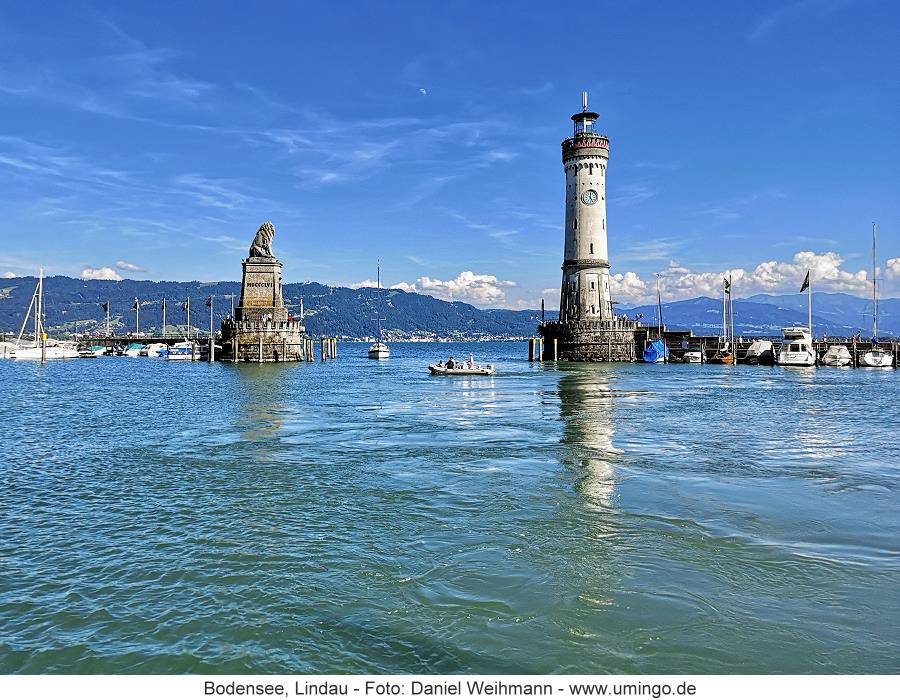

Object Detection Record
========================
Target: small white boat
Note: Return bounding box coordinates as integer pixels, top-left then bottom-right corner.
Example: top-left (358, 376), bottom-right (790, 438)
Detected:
top-left (745, 339), bottom-right (775, 366)
top-left (140, 342), bottom-right (167, 358)
top-left (859, 347), bottom-right (894, 368)
top-left (367, 340), bottom-right (390, 360)
top-left (822, 345), bottom-right (852, 367)
top-left (776, 327), bottom-right (816, 367)
top-left (429, 363), bottom-right (495, 376)
top-left (429, 353), bottom-right (495, 375)
top-left (681, 350), bottom-right (702, 364)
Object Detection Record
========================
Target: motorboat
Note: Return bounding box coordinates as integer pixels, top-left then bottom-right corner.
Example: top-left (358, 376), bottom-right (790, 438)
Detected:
top-left (776, 327), bottom-right (816, 367)
top-left (430, 363), bottom-right (495, 376)
top-left (163, 341), bottom-right (194, 361)
top-left (140, 342), bottom-right (167, 358)
top-left (77, 344), bottom-right (99, 358)
top-left (745, 339), bottom-right (775, 366)
top-left (681, 350), bottom-right (702, 364)
top-left (122, 342), bottom-right (145, 357)
top-left (429, 353), bottom-right (495, 376)
top-left (367, 262), bottom-right (390, 359)
top-left (642, 338), bottom-right (668, 363)
top-left (859, 347), bottom-right (893, 368)
top-left (822, 345), bottom-right (852, 367)
top-left (105, 344), bottom-right (123, 356)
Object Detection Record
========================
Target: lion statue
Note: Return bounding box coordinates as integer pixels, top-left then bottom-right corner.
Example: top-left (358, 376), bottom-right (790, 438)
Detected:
top-left (248, 221), bottom-right (276, 258)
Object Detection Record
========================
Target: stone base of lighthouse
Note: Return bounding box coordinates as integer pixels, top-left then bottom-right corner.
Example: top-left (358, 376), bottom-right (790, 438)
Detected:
top-left (539, 319), bottom-right (646, 362)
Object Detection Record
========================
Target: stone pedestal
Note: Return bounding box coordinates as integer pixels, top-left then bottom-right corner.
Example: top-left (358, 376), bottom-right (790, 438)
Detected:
top-left (539, 319), bottom-right (645, 362)
top-left (220, 255), bottom-right (305, 362)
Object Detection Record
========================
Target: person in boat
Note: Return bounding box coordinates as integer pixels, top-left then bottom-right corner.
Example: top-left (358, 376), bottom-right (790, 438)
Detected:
top-left (447, 356), bottom-right (456, 369)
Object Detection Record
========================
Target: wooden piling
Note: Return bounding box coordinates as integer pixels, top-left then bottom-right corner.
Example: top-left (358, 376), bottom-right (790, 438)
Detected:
top-left (553, 338), bottom-right (558, 361)
top-left (258, 336), bottom-right (263, 363)
top-left (191, 341), bottom-right (196, 361)
top-left (282, 337), bottom-right (287, 362)
top-left (528, 338), bottom-right (535, 361)
top-left (320, 337), bottom-right (326, 361)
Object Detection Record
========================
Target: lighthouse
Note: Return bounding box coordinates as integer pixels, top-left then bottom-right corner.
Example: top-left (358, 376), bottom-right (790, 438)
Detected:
top-left (539, 93), bottom-right (643, 362)
top-left (559, 91), bottom-right (612, 323)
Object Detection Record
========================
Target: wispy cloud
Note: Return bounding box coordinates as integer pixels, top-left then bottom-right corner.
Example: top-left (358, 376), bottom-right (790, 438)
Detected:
top-left (614, 182), bottom-right (658, 206)
top-left (749, 0), bottom-right (854, 41)
top-left (115, 260), bottom-right (146, 272)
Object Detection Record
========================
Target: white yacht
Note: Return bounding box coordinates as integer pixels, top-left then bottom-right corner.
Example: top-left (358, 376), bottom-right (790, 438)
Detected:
top-left (681, 350), bottom-right (702, 364)
top-left (163, 341), bottom-right (195, 361)
top-left (367, 262), bottom-right (390, 360)
top-left (859, 222), bottom-right (894, 368)
top-left (776, 327), bottom-right (816, 367)
top-left (822, 345), bottom-right (852, 367)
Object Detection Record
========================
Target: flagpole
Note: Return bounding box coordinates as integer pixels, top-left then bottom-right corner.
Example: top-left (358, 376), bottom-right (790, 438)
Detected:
top-left (135, 299), bottom-right (140, 336)
top-left (187, 297), bottom-right (191, 338)
top-left (162, 299), bottom-right (167, 338)
top-left (808, 273), bottom-right (812, 340)
top-left (105, 301), bottom-right (110, 337)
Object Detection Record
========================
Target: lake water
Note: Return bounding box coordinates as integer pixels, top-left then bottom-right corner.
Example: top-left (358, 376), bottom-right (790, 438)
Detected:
top-left (1, 342), bottom-right (898, 674)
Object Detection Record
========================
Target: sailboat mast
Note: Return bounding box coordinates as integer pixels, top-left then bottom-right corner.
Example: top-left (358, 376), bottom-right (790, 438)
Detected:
top-left (376, 261), bottom-right (382, 343)
top-left (872, 222), bottom-right (878, 340)
top-left (35, 268), bottom-right (42, 344)
top-left (721, 282), bottom-right (727, 348)
top-left (656, 274), bottom-right (662, 340)
top-left (39, 268), bottom-right (45, 363)
top-left (728, 273), bottom-right (734, 352)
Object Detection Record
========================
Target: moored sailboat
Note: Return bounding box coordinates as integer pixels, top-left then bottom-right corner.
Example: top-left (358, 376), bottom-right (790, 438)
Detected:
top-left (367, 262), bottom-right (390, 360)
top-left (707, 275), bottom-right (734, 364)
top-left (642, 275), bottom-right (669, 363)
top-left (859, 222), bottom-right (894, 368)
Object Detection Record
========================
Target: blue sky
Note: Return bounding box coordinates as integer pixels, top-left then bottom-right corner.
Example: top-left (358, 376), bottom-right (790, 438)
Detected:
top-left (0, 0), bottom-right (897, 307)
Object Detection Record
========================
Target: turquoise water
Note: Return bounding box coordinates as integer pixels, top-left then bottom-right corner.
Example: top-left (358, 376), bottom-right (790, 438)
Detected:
top-left (1, 342), bottom-right (898, 674)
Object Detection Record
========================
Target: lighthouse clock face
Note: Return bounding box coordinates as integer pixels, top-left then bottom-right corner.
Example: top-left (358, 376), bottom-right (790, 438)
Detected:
top-left (582, 189), bottom-right (598, 205)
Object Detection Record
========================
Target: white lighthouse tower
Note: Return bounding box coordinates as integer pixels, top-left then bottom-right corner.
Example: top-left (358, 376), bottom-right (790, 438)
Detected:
top-left (539, 93), bottom-right (640, 362)
top-left (559, 91), bottom-right (612, 323)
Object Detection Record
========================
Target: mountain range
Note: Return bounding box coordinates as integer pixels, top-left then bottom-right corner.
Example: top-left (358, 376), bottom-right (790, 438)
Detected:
top-left (1, 276), bottom-right (897, 340)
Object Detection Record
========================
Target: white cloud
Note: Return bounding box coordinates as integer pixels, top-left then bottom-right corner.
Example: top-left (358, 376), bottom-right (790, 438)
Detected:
top-left (390, 281), bottom-right (417, 293)
top-left (2, 271), bottom-right (16, 278)
top-left (365, 271), bottom-right (516, 306)
top-left (611, 250), bottom-right (871, 305)
top-left (80, 266), bottom-right (122, 281)
top-left (348, 279), bottom-right (377, 289)
top-left (886, 258), bottom-right (900, 278)
top-left (115, 260), bottom-right (145, 272)
top-left (416, 271), bottom-right (516, 306)
top-left (610, 271), bottom-right (649, 301)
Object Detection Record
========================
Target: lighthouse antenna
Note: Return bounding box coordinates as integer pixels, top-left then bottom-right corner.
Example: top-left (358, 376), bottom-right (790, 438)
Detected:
top-left (582, 91), bottom-right (588, 111)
